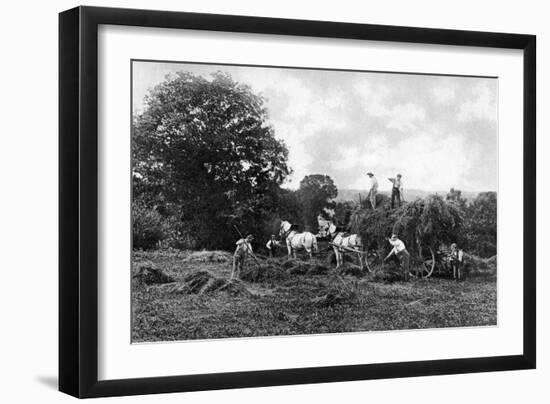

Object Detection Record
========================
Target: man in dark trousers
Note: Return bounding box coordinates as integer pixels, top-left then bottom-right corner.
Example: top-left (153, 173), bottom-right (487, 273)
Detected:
top-left (448, 243), bottom-right (465, 281)
top-left (384, 234), bottom-right (410, 281)
top-left (266, 234), bottom-right (280, 258)
top-left (388, 173), bottom-right (404, 209)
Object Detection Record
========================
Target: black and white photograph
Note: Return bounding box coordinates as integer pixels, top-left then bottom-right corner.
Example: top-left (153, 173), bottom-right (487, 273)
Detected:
top-left (131, 60), bottom-right (498, 342)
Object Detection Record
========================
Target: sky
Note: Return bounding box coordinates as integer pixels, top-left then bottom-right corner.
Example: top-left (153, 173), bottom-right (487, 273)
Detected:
top-left (133, 61), bottom-right (498, 193)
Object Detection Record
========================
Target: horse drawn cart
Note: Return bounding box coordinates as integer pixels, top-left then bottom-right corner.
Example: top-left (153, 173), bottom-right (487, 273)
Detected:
top-left (348, 195), bottom-right (463, 279)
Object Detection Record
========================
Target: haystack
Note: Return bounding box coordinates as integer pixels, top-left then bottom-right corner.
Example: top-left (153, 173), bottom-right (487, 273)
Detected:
top-left (184, 250), bottom-right (232, 263)
top-left (350, 195), bottom-right (463, 269)
top-left (133, 263), bottom-right (175, 285)
top-left (370, 263), bottom-right (405, 283)
top-left (240, 262), bottom-right (289, 283)
top-left (160, 270), bottom-right (251, 296)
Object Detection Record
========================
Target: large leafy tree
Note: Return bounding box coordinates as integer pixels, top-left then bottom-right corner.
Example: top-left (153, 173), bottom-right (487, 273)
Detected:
top-left (463, 192), bottom-right (497, 257)
top-left (297, 174), bottom-right (338, 232)
top-left (333, 200), bottom-right (358, 230)
top-left (133, 71), bottom-right (290, 248)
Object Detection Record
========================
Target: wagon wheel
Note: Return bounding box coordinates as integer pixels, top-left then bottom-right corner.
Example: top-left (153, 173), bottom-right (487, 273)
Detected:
top-left (409, 247), bottom-right (435, 278)
top-left (364, 250), bottom-right (380, 272)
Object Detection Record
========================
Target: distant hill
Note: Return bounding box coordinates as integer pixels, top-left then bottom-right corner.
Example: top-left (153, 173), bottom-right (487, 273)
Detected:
top-left (335, 188), bottom-right (482, 203)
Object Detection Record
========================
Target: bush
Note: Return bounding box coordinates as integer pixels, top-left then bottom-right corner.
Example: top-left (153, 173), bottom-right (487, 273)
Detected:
top-left (132, 203), bottom-right (166, 250)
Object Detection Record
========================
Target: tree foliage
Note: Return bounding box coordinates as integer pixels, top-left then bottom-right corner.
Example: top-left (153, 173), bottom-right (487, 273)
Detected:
top-left (297, 174), bottom-right (338, 232)
top-left (463, 192), bottom-right (497, 257)
top-left (133, 71), bottom-right (291, 249)
top-left (332, 200), bottom-right (358, 230)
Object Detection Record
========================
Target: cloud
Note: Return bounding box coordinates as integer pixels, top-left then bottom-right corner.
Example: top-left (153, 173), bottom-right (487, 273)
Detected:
top-left (343, 131), bottom-right (471, 192)
top-left (353, 79), bottom-right (426, 131)
top-left (432, 85), bottom-right (456, 104)
top-left (133, 62), bottom-right (498, 192)
top-left (333, 146), bottom-right (361, 170)
top-left (458, 84), bottom-right (497, 123)
top-left (386, 103), bottom-right (426, 131)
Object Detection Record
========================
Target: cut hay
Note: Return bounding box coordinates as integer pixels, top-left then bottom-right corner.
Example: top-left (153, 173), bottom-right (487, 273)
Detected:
top-left (240, 263), bottom-right (289, 283)
top-left (159, 270), bottom-right (251, 296)
top-left (184, 250), bottom-right (232, 263)
top-left (281, 259), bottom-right (296, 269)
top-left (311, 275), bottom-right (364, 307)
top-left (463, 253), bottom-right (497, 276)
top-left (339, 263), bottom-right (363, 277)
top-left (350, 195), bottom-right (463, 256)
top-left (287, 261), bottom-right (330, 276)
top-left (370, 263), bottom-right (406, 283)
top-left (184, 270), bottom-right (213, 293)
top-left (307, 263), bottom-right (330, 275)
top-left (133, 262), bottom-right (175, 285)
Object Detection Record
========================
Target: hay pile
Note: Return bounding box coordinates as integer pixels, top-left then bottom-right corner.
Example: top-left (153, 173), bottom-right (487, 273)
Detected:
top-left (350, 195), bottom-right (463, 256)
top-left (339, 264), bottom-right (364, 277)
top-left (287, 261), bottom-right (329, 276)
top-left (281, 259), bottom-right (296, 269)
top-left (183, 250), bottom-right (232, 263)
top-left (240, 262), bottom-right (289, 283)
top-left (133, 263), bottom-right (175, 285)
top-left (370, 263), bottom-right (405, 283)
top-left (239, 259), bottom-right (330, 281)
top-left (160, 270), bottom-right (250, 296)
top-left (311, 276), bottom-right (362, 307)
top-left (463, 253), bottom-right (497, 275)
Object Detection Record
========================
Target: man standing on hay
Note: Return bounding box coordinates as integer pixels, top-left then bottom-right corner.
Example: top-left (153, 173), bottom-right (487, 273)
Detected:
top-left (448, 243), bottom-right (465, 281)
top-left (384, 234), bottom-right (410, 281)
top-left (388, 173), bottom-right (404, 208)
top-left (366, 172), bottom-right (378, 209)
top-left (231, 234), bottom-right (255, 280)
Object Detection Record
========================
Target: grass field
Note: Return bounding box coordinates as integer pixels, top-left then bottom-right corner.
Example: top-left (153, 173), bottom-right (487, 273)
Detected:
top-left (131, 249), bottom-right (497, 342)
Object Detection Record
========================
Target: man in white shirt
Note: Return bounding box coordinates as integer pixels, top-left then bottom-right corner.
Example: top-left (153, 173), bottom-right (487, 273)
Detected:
top-left (366, 172), bottom-right (378, 209)
top-left (388, 173), bottom-right (404, 209)
top-left (265, 234), bottom-right (280, 258)
top-left (231, 234), bottom-right (254, 280)
top-left (384, 234), bottom-right (410, 281)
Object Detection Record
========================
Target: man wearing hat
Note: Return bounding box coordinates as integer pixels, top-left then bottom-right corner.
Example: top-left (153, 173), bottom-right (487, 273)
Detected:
top-left (384, 234), bottom-right (410, 281)
top-left (366, 172), bottom-right (378, 209)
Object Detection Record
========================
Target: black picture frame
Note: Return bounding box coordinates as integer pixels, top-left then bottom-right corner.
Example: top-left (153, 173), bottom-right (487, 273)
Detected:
top-left (59, 5), bottom-right (536, 398)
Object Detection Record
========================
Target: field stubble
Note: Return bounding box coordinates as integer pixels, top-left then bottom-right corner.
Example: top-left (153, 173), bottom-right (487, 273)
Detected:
top-left (132, 249), bottom-right (496, 342)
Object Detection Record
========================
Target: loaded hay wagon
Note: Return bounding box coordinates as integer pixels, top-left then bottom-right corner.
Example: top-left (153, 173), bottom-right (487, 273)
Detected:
top-left (350, 195), bottom-right (463, 278)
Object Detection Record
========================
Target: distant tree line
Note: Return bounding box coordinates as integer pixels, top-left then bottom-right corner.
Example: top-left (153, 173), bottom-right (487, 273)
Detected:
top-left (446, 188), bottom-right (497, 257)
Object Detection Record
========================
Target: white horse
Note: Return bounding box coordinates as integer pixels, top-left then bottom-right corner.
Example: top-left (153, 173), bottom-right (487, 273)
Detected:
top-left (327, 223), bottom-right (363, 270)
top-left (279, 220), bottom-right (318, 259)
